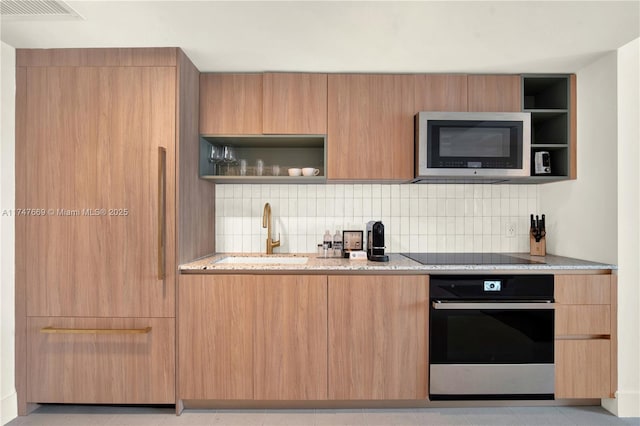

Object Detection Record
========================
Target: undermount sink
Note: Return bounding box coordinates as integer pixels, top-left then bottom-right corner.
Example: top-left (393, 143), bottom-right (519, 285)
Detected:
top-left (215, 256), bottom-right (309, 265)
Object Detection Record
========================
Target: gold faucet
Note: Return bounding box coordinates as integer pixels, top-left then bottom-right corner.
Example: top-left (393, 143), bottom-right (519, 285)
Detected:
top-left (262, 202), bottom-right (281, 254)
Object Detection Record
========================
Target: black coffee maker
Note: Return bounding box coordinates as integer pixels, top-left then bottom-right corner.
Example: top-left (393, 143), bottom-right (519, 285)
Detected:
top-left (366, 221), bottom-right (389, 262)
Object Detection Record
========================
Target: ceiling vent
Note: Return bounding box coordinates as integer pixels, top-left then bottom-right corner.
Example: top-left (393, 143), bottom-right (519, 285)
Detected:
top-left (1, 0), bottom-right (83, 20)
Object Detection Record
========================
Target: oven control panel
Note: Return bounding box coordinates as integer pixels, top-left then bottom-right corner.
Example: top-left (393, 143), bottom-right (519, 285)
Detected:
top-left (484, 280), bottom-right (502, 291)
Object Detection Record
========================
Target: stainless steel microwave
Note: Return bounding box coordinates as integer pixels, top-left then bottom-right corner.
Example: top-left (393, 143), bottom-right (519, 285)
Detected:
top-left (415, 112), bottom-right (531, 180)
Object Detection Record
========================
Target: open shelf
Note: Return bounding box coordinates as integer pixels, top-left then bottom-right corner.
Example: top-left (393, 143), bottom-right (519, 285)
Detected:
top-left (522, 75), bottom-right (572, 182)
top-left (199, 135), bottom-right (326, 183)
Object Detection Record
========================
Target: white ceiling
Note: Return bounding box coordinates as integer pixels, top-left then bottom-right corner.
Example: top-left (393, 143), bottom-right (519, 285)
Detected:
top-left (1, 1), bottom-right (639, 73)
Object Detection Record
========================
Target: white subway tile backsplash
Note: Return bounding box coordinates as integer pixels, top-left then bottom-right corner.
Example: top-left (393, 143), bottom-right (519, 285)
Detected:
top-left (215, 184), bottom-right (539, 254)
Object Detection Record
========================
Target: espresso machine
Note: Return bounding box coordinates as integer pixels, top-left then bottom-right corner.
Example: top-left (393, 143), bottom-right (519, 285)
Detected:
top-left (366, 221), bottom-right (389, 262)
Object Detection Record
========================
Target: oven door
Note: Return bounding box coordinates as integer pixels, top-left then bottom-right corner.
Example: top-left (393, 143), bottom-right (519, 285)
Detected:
top-left (429, 301), bottom-right (554, 399)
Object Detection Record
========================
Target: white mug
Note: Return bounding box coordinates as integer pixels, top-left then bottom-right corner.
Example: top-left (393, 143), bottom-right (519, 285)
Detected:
top-left (302, 167), bottom-right (320, 176)
top-left (288, 168), bottom-right (302, 176)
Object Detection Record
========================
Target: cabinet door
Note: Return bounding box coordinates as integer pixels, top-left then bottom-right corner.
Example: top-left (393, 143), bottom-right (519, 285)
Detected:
top-left (263, 73), bottom-right (327, 134)
top-left (178, 275), bottom-right (254, 400)
top-left (328, 275), bottom-right (428, 400)
top-left (414, 74), bottom-right (468, 111)
top-left (327, 74), bottom-right (415, 180)
top-left (24, 66), bottom-right (176, 317)
top-left (468, 75), bottom-right (522, 112)
top-left (556, 340), bottom-right (611, 398)
top-left (255, 275), bottom-right (327, 400)
top-left (28, 317), bottom-right (174, 403)
top-left (199, 73), bottom-right (263, 134)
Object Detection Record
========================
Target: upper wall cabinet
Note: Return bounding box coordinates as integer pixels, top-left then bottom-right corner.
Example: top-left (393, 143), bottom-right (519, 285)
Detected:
top-left (414, 74), bottom-right (468, 111)
top-left (200, 73), bottom-right (263, 135)
top-left (199, 72), bottom-right (327, 135)
top-left (327, 74), bottom-right (414, 181)
top-left (468, 75), bottom-right (522, 112)
top-left (263, 72), bottom-right (327, 134)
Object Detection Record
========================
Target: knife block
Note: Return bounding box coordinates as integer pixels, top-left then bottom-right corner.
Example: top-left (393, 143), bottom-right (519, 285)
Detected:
top-left (530, 233), bottom-right (546, 256)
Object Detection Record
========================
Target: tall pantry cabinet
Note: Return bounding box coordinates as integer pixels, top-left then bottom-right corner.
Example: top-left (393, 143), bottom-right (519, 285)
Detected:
top-left (15, 48), bottom-right (215, 414)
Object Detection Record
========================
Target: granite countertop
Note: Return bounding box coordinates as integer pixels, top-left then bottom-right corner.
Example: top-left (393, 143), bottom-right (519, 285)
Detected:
top-left (179, 252), bottom-right (616, 274)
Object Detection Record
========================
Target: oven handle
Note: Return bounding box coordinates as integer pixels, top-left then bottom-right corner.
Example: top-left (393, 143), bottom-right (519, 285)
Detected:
top-left (432, 301), bottom-right (555, 310)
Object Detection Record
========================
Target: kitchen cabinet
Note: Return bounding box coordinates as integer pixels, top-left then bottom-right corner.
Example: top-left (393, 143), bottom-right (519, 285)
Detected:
top-left (178, 274), bottom-right (327, 404)
top-left (200, 72), bottom-right (327, 135)
top-left (467, 74), bottom-right (522, 112)
top-left (254, 275), bottom-right (328, 400)
top-left (178, 275), bottom-right (254, 400)
top-left (522, 74), bottom-right (576, 182)
top-left (414, 74), bottom-right (468, 111)
top-left (199, 72), bottom-right (328, 182)
top-left (554, 274), bottom-right (616, 399)
top-left (199, 73), bottom-right (263, 135)
top-left (263, 72), bottom-right (327, 134)
top-left (327, 74), bottom-right (415, 181)
top-left (15, 48), bottom-right (215, 413)
top-left (327, 275), bottom-right (429, 400)
top-left (27, 317), bottom-right (174, 403)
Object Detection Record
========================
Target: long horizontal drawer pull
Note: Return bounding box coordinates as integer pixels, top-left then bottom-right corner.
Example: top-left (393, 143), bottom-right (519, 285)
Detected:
top-left (432, 301), bottom-right (555, 310)
top-left (40, 326), bottom-right (152, 335)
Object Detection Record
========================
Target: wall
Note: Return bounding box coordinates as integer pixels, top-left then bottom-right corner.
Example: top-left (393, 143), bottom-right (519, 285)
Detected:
top-left (539, 52), bottom-right (618, 264)
top-left (0, 41), bottom-right (17, 425)
top-left (216, 183), bottom-right (538, 253)
top-left (603, 37), bottom-right (640, 418)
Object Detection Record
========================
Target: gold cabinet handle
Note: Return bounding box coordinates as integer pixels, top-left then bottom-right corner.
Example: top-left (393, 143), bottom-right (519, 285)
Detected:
top-left (158, 146), bottom-right (166, 280)
top-left (40, 327), bottom-right (152, 335)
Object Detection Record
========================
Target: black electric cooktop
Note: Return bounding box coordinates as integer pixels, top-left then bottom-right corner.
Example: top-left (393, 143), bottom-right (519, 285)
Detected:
top-left (401, 252), bottom-right (544, 265)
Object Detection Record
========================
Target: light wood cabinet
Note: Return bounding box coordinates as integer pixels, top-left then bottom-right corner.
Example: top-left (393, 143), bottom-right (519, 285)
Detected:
top-left (27, 317), bottom-right (174, 403)
top-left (327, 275), bottom-right (429, 400)
top-left (556, 340), bottom-right (611, 399)
top-left (327, 74), bottom-right (415, 181)
top-left (200, 72), bottom-right (327, 135)
top-left (263, 72), bottom-right (327, 134)
top-left (468, 75), bottom-right (522, 112)
top-left (178, 275), bottom-right (254, 400)
top-left (199, 73), bottom-right (263, 135)
top-left (254, 275), bottom-right (328, 400)
top-left (15, 48), bottom-right (214, 412)
top-left (178, 274), bottom-right (328, 403)
top-left (23, 65), bottom-right (176, 318)
top-left (414, 74), bottom-right (468, 111)
top-left (554, 274), bottom-right (616, 399)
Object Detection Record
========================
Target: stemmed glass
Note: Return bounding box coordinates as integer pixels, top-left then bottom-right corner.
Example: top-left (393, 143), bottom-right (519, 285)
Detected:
top-left (209, 145), bottom-right (223, 175)
top-left (223, 145), bottom-right (237, 175)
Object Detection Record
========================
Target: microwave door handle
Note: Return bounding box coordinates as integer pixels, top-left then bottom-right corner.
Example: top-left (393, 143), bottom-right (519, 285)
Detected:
top-left (432, 301), bottom-right (555, 310)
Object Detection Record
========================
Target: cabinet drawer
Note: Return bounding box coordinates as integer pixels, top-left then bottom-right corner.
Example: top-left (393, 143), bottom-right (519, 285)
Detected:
top-left (555, 339), bottom-right (611, 399)
top-left (555, 305), bottom-right (610, 336)
top-left (28, 317), bottom-right (174, 404)
top-left (555, 275), bottom-right (611, 304)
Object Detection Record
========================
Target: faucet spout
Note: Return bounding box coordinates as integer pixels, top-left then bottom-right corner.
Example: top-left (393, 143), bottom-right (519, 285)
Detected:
top-left (262, 202), bottom-right (281, 254)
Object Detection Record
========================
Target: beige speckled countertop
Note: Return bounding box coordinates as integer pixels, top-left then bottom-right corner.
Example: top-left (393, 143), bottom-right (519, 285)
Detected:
top-left (179, 252), bottom-right (616, 274)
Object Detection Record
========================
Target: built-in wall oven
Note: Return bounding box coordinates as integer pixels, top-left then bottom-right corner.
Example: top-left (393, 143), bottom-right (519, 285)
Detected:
top-left (429, 274), bottom-right (555, 400)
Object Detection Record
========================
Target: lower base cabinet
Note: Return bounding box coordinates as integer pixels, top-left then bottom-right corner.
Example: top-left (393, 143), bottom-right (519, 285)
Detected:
top-left (27, 317), bottom-right (174, 403)
top-left (554, 274), bottom-right (616, 399)
top-left (178, 275), bottom-right (254, 400)
top-left (555, 339), bottom-right (611, 399)
top-left (255, 275), bottom-right (328, 400)
top-left (327, 275), bottom-right (429, 400)
top-left (178, 274), bottom-right (327, 401)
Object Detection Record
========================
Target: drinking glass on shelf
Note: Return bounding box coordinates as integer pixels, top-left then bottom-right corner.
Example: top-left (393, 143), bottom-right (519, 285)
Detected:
top-left (256, 159), bottom-right (264, 176)
top-left (223, 146), bottom-right (237, 174)
top-left (208, 145), bottom-right (223, 175)
top-left (239, 159), bottom-right (247, 176)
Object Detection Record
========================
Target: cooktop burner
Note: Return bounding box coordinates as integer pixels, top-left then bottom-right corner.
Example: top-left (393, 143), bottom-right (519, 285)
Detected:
top-left (401, 252), bottom-right (544, 265)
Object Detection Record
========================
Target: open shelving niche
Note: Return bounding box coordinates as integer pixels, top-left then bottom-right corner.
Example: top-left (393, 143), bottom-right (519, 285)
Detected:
top-left (522, 75), bottom-right (572, 183)
top-left (199, 135), bottom-right (326, 183)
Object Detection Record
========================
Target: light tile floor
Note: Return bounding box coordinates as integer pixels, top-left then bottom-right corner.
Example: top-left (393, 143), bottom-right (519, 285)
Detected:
top-left (5, 405), bottom-right (640, 426)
